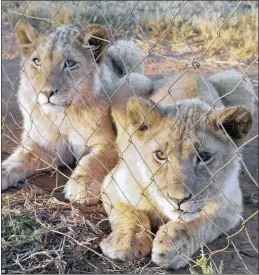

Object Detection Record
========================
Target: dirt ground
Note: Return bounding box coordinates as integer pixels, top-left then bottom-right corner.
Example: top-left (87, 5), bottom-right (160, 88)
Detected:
top-left (1, 23), bottom-right (258, 274)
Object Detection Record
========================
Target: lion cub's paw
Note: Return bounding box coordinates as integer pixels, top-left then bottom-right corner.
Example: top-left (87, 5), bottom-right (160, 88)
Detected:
top-left (100, 230), bottom-right (152, 261)
top-left (64, 178), bottom-right (100, 205)
top-left (152, 224), bottom-right (192, 269)
top-left (2, 168), bottom-right (13, 191)
top-left (1, 163), bottom-right (19, 191)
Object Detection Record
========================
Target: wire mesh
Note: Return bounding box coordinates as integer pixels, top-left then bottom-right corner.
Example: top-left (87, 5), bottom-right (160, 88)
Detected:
top-left (1, 1), bottom-right (258, 274)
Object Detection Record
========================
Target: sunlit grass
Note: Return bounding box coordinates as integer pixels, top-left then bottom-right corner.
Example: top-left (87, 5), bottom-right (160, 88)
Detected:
top-left (3, 1), bottom-right (257, 62)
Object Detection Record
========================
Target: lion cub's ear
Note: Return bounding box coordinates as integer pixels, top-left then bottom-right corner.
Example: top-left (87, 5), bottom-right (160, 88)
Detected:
top-left (209, 106), bottom-right (252, 145)
top-left (15, 20), bottom-right (39, 57)
top-left (79, 24), bottom-right (109, 63)
top-left (127, 97), bottom-right (161, 131)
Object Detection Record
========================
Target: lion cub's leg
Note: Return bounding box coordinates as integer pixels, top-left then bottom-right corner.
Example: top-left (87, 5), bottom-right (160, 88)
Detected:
top-left (2, 141), bottom-right (53, 190)
top-left (64, 144), bottom-right (118, 205)
top-left (100, 202), bottom-right (153, 261)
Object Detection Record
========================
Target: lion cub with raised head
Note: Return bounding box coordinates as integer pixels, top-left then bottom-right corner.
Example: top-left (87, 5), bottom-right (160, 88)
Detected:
top-left (100, 70), bottom-right (254, 269)
top-left (2, 20), bottom-right (152, 204)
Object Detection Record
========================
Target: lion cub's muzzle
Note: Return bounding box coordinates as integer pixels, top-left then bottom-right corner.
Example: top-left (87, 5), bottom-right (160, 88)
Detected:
top-left (167, 190), bottom-right (206, 216)
top-left (167, 192), bottom-right (196, 212)
top-left (37, 89), bottom-right (60, 105)
top-left (167, 193), bottom-right (192, 209)
top-left (37, 88), bottom-right (67, 113)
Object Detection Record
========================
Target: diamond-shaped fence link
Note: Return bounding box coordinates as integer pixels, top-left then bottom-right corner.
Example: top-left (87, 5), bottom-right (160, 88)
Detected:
top-left (1, 1), bottom-right (258, 274)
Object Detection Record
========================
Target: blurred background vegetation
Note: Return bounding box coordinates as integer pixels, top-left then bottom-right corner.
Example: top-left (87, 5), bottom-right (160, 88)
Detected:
top-left (2, 1), bottom-right (258, 62)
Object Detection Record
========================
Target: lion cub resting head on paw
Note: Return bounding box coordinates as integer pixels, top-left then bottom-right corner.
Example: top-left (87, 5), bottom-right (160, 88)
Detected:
top-left (100, 71), bottom-right (253, 269)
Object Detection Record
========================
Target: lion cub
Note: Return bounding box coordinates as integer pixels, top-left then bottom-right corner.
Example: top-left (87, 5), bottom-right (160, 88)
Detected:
top-left (100, 70), bottom-right (254, 269)
top-left (2, 20), bottom-right (152, 205)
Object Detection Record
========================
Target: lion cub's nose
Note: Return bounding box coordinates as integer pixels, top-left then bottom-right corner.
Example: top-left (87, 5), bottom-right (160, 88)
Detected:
top-left (43, 89), bottom-right (58, 100)
top-left (169, 193), bottom-right (192, 207)
top-left (48, 91), bottom-right (55, 99)
top-left (46, 89), bottom-right (58, 99)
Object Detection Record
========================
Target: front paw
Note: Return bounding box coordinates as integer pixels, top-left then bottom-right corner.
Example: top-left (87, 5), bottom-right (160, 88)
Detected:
top-left (2, 163), bottom-right (19, 191)
top-left (100, 230), bottom-right (152, 261)
top-left (152, 223), bottom-right (193, 270)
top-left (64, 178), bottom-right (100, 205)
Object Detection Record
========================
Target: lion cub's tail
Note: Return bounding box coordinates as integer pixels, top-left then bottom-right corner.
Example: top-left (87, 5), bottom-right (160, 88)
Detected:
top-left (106, 40), bottom-right (145, 76)
top-left (106, 40), bottom-right (158, 100)
top-left (208, 69), bottom-right (256, 112)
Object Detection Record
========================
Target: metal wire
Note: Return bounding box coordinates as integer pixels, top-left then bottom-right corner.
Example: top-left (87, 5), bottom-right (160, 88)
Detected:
top-left (2, 1), bottom-right (258, 273)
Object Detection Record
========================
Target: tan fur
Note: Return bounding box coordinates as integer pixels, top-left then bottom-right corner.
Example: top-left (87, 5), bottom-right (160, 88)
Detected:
top-left (100, 71), bottom-right (253, 269)
top-left (150, 72), bottom-right (199, 104)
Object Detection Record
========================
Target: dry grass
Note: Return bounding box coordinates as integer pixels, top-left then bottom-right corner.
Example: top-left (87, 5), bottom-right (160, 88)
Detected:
top-left (1, 185), bottom-right (110, 273)
top-left (1, 185), bottom-right (159, 274)
top-left (3, 1), bottom-right (258, 63)
top-left (140, 13), bottom-right (258, 62)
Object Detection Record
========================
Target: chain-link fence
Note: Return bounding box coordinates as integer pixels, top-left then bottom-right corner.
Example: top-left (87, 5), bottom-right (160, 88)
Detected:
top-left (1, 1), bottom-right (258, 274)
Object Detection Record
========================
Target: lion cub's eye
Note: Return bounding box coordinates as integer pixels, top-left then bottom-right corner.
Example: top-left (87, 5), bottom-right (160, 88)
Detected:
top-left (64, 59), bottom-right (77, 70)
top-left (197, 151), bottom-right (212, 165)
top-left (154, 150), bottom-right (167, 162)
top-left (33, 58), bottom-right (41, 66)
